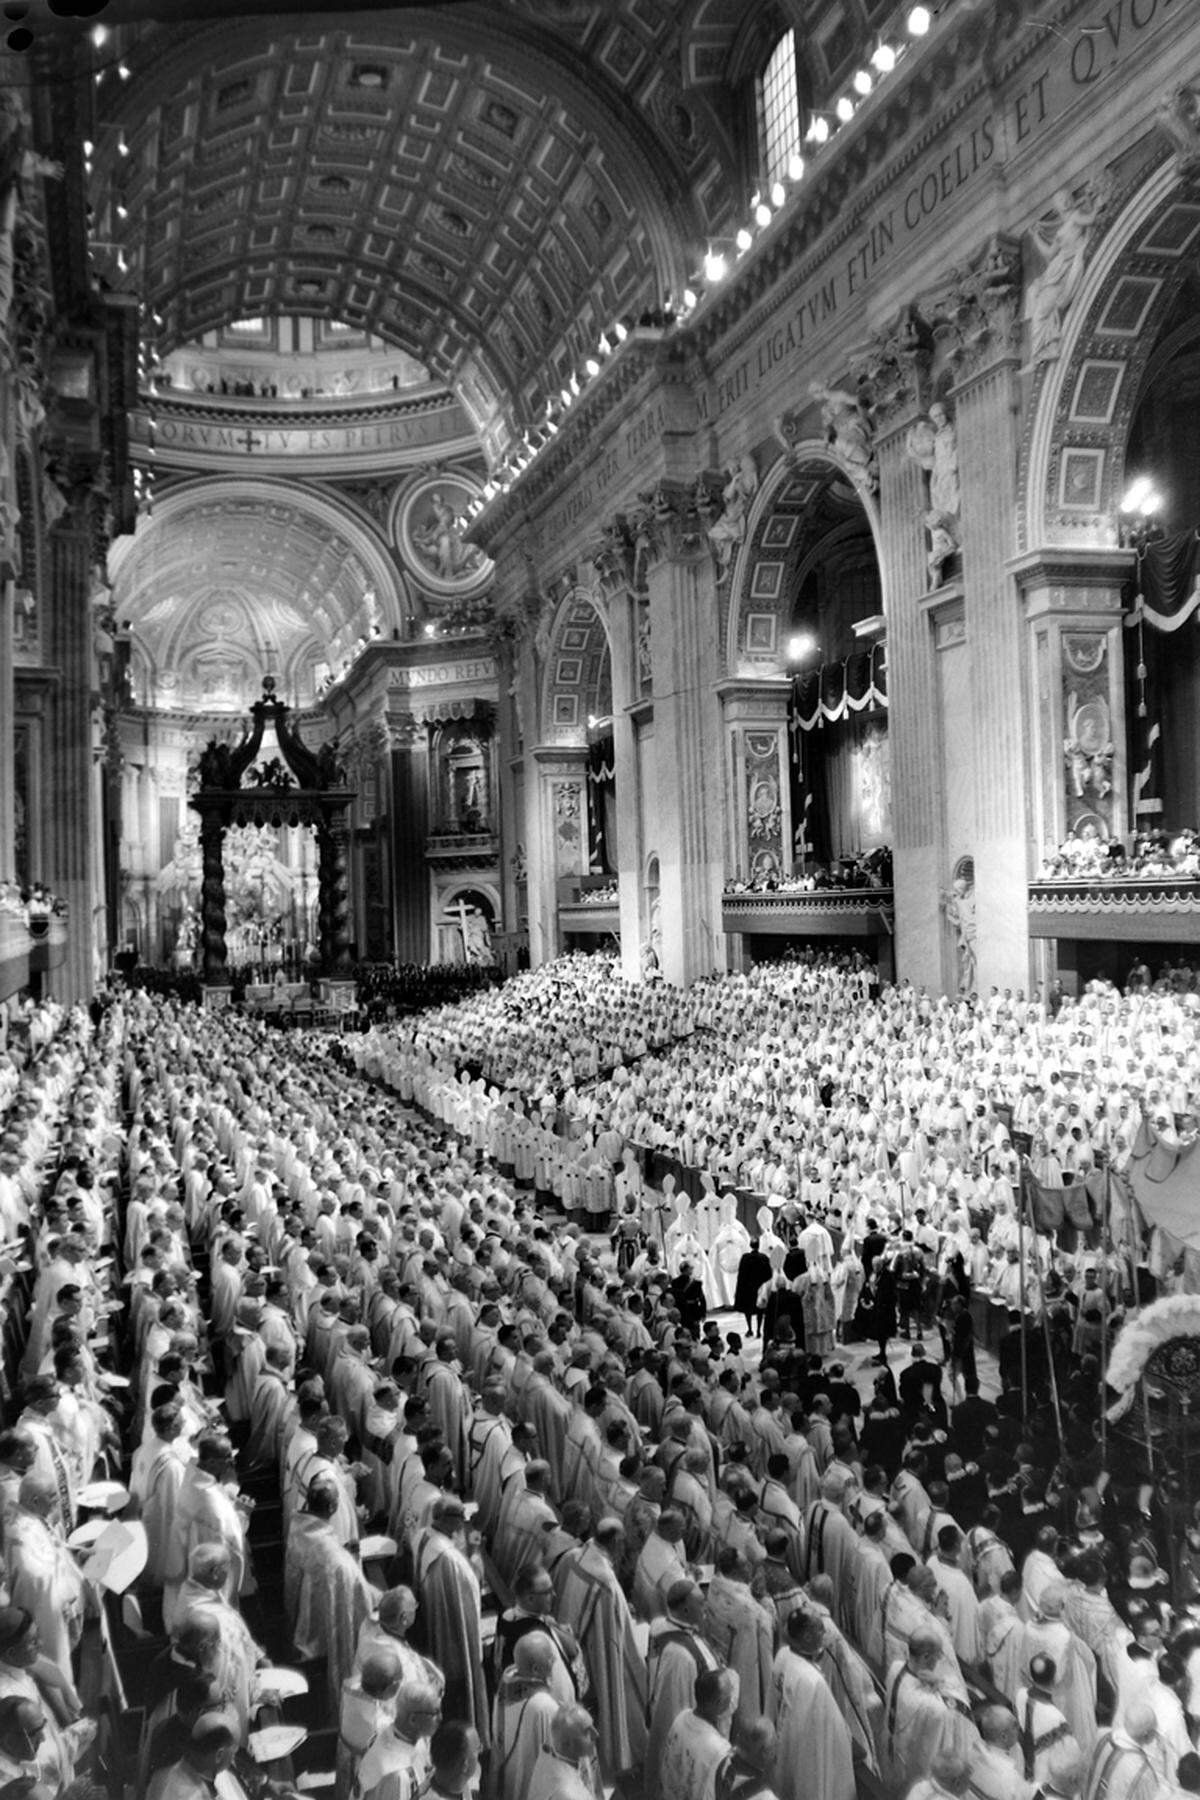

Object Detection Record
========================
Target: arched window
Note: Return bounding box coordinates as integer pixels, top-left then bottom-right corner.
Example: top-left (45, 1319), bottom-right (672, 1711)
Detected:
top-left (758, 29), bottom-right (801, 188)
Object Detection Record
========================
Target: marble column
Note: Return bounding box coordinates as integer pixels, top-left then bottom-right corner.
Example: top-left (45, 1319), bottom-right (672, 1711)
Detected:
top-left (325, 815), bottom-right (354, 974)
top-left (0, 578), bottom-right (13, 881)
top-left (589, 528), bottom-right (643, 980)
top-left (495, 640), bottom-right (526, 962)
top-left (638, 486), bottom-right (727, 987)
top-left (45, 515), bottom-right (95, 1002)
top-left (875, 419), bottom-right (944, 991)
top-left (387, 712), bottom-right (430, 964)
top-left (199, 813), bottom-right (228, 985)
top-left (952, 342), bottom-right (1028, 994)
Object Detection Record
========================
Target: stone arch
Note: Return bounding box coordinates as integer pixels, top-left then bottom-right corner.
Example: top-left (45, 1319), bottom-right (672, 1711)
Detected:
top-left (1021, 154), bottom-right (1200, 549)
top-left (723, 442), bottom-right (886, 679)
top-left (108, 476), bottom-right (408, 711)
top-left (440, 877), bottom-right (502, 922)
top-left (537, 587), bottom-right (614, 747)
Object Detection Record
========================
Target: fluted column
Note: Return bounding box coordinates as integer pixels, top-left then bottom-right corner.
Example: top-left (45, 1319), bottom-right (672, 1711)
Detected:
top-left (636, 482), bottom-right (727, 987)
top-left (589, 524), bottom-right (643, 979)
top-left (45, 515), bottom-right (95, 1002)
top-left (953, 343), bottom-right (1028, 993)
top-left (876, 419), bottom-right (944, 991)
top-left (0, 578), bottom-right (13, 881)
top-left (387, 712), bottom-right (430, 963)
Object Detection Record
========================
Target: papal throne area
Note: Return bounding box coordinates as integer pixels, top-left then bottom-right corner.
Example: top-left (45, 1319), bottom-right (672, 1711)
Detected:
top-left (5, 5), bottom-right (1200, 1800)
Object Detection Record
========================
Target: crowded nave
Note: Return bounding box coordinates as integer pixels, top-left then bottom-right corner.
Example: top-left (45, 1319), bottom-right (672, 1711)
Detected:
top-left (0, 949), bottom-right (1198, 1798)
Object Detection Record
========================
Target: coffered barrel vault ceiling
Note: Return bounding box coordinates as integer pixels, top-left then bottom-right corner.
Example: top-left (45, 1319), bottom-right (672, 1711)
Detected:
top-left (85, 0), bottom-right (904, 452)
top-left (89, 9), bottom-right (725, 453)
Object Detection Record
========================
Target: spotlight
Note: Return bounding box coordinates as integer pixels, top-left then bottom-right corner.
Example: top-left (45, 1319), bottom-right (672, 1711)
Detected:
top-left (907, 6), bottom-right (932, 34)
top-left (808, 117), bottom-right (830, 144)
top-left (682, 287), bottom-right (697, 310)
top-left (585, 357), bottom-right (600, 377)
top-left (786, 153), bottom-right (805, 182)
top-left (704, 249), bottom-right (727, 282)
top-left (770, 180), bottom-right (785, 208)
top-left (836, 97), bottom-right (854, 123)
top-left (754, 202), bottom-right (772, 229)
top-left (614, 320), bottom-right (628, 342)
top-left (787, 632), bottom-right (818, 663)
top-left (872, 43), bottom-right (897, 71)
top-left (853, 69), bottom-right (872, 95)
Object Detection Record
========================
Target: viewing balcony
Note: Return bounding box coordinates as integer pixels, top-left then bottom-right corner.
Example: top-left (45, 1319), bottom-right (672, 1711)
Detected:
top-left (722, 887), bottom-right (895, 938)
top-left (424, 832), bottom-right (500, 870)
top-left (1028, 877), bottom-right (1200, 941)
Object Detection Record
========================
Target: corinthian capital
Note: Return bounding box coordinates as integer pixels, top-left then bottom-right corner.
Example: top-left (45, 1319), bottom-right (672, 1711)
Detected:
top-left (925, 235), bottom-right (1023, 375)
top-left (629, 477), bottom-right (720, 578)
top-left (850, 306), bottom-right (933, 431)
top-left (590, 516), bottom-right (637, 592)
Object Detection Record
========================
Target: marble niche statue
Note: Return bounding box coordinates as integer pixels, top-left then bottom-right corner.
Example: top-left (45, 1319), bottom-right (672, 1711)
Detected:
top-left (906, 402), bottom-right (961, 588)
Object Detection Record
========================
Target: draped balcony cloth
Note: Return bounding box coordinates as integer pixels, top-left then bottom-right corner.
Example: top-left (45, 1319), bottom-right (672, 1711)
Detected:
top-left (587, 735), bottom-right (616, 874)
top-left (790, 646), bottom-right (887, 867)
top-left (1125, 528), bottom-right (1200, 633)
top-left (1123, 529), bottom-right (1200, 819)
top-left (791, 642), bottom-right (888, 733)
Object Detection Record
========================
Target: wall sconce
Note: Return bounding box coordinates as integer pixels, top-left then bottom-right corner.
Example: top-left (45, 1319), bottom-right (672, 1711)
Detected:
top-left (1120, 476), bottom-right (1164, 550)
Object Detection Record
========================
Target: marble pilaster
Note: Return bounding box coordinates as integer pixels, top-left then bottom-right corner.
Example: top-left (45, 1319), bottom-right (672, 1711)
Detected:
top-left (637, 485), bottom-right (727, 987)
top-left (387, 711), bottom-right (431, 965)
top-left (45, 517), bottom-right (95, 1001)
top-left (876, 418), bottom-right (944, 991)
top-left (952, 345), bottom-right (1028, 994)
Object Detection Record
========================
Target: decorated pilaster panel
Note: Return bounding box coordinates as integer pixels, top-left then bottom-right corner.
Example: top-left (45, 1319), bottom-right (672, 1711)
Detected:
top-left (526, 748), bottom-right (588, 966)
top-left (717, 678), bottom-right (793, 887)
top-left (1015, 550), bottom-right (1130, 865)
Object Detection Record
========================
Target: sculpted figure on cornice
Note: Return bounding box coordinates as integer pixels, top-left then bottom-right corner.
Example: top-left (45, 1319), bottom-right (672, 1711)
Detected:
top-left (705, 456), bottom-right (757, 584)
top-left (809, 382), bottom-right (878, 494)
top-left (0, 92), bottom-right (60, 334)
top-left (906, 403), bottom-right (960, 589)
top-left (1157, 78), bottom-right (1200, 181)
top-left (1024, 178), bottom-right (1111, 370)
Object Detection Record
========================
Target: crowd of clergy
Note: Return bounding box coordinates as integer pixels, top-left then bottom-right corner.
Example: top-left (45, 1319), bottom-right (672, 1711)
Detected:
top-left (1, 948), bottom-right (1200, 1800)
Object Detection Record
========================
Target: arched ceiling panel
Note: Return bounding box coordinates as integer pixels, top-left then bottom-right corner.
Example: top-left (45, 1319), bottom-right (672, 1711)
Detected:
top-left (110, 483), bottom-right (401, 711)
top-left (89, 5), bottom-right (740, 448)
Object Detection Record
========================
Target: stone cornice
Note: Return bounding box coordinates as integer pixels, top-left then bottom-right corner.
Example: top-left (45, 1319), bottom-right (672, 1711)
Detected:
top-left (682, 2), bottom-right (1032, 365)
top-left (1009, 546), bottom-right (1135, 590)
top-left (143, 386), bottom-right (467, 431)
top-left (472, 331), bottom-right (681, 551)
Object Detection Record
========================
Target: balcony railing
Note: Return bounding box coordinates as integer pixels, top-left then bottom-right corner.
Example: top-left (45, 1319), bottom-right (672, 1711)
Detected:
top-left (424, 832), bottom-right (500, 866)
top-left (1028, 876), bottom-right (1200, 940)
top-left (722, 887), bottom-right (894, 937)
